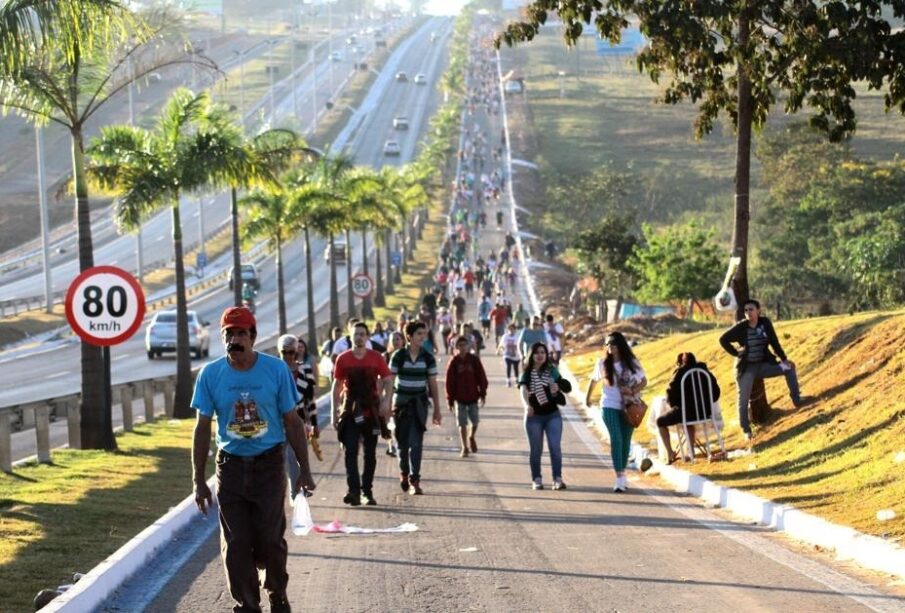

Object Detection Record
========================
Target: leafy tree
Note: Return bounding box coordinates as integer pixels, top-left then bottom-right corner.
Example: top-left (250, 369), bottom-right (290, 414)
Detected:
top-left (630, 222), bottom-right (723, 315)
top-left (571, 213), bottom-right (638, 321)
top-left (0, 0), bottom-right (208, 449)
top-left (498, 0), bottom-right (898, 319)
top-left (839, 206), bottom-right (905, 309)
top-left (89, 89), bottom-right (252, 418)
top-left (541, 166), bottom-right (633, 244)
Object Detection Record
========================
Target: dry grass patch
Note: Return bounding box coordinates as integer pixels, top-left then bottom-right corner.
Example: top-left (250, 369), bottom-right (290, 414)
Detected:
top-left (563, 309), bottom-right (905, 540)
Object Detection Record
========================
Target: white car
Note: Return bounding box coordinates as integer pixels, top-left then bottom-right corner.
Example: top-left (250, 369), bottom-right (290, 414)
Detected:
top-left (394, 71), bottom-right (408, 82)
top-left (504, 80), bottom-right (524, 94)
top-left (393, 116), bottom-right (409, 130)
top-left (329, 51), bottom-right (342, 62)
top-left (413, 73), bottom-right (427, 85)
top-left (145, 310), bottom-right (210, 360)
top-left (383, 140), bottom-right (401, 156)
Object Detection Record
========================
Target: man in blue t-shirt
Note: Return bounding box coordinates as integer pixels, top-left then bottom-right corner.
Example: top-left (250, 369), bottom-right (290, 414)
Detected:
top-left (191, 306), bottom-right (315, 613)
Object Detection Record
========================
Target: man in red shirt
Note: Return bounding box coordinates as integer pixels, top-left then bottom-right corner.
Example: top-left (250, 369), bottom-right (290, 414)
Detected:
top-left (331, 322), bottom-right (394, 506)
top-left (463, 267), bottom-right (476, 298)
top-left (445, 336), bottom-right (489, 457)
top-left (489, 302), bottom-right (510, 345)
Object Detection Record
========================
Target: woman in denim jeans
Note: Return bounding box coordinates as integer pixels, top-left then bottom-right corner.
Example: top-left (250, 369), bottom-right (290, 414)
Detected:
top-left (519, 342), bottom-right (567, 491)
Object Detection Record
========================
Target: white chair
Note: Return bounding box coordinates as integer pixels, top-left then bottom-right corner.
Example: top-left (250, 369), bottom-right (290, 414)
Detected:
top-left (676, 368), bottom-right (725, 463)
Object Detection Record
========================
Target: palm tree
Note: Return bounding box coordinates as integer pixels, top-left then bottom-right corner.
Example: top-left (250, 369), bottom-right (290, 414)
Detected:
top-left (227, 129), bottom-right (307, 306)
top-left (344, 169), bottom-right (387, 319)
top-left (0, 0), bottom-right (210, 449)
top-left (89, 88), bottom-right (252, 418)
top-left (240, 188), bottom-right (298, 334)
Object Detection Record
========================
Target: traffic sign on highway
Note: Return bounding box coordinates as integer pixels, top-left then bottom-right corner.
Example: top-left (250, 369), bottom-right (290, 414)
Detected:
top-left (65, 266), bottom-right (146, 346)
top-left (351, 273), bottom-right (374, 299)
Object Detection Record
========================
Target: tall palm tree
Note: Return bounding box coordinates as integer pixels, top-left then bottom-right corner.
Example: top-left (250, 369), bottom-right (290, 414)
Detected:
top-left (89, 88), bottom-right (252, 418)
top-left (0, 0), bottom-right (210, 449)
top-left (227, 129), bottom-right (308, 306)
top-left (240, 189), bottom-right (298, 334)
top-left (345, 169), bottom-right (387, 319)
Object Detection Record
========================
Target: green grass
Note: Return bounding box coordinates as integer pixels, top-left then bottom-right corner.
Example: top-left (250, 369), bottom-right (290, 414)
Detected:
top-left (564, 310), bottom-right (905, 539)
top-left (500, 28), bottom-right (905, 234)
top-left (0, 419), bottom-right (207, 612)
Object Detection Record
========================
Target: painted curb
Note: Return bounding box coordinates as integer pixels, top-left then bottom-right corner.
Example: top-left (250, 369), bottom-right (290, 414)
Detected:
top-left (557, 361), bottom-right (905, 583)
top-left (42, 474), bottom-right (218, 612)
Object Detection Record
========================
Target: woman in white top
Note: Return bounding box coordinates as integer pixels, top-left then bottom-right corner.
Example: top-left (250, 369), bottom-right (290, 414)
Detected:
top-left (585, 332), bottom-right (647, 492)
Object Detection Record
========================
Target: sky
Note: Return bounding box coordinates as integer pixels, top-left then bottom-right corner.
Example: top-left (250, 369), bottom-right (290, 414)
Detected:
top-left (421, 0), bottom-right (467, 15)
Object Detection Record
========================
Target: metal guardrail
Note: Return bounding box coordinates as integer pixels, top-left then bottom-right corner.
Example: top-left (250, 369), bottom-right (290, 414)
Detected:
top-left (0, 374), bottom-right (180, 473)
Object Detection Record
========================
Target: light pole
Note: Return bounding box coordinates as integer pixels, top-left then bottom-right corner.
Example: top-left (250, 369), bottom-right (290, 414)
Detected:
top-left (310, 44), bottom-right (318, 131)
top-left (328, 0), bottom-right (334, 93)
top-left (268, 39), bottom-right (276, 127)
top-left (35, 127), bottom-right (52, 313)
top-left (127, 55), bottom-right (144, 283)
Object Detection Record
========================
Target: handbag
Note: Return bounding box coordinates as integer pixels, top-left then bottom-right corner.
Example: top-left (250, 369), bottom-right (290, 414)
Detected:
top-left (623, 398), bottom-right (648, 428)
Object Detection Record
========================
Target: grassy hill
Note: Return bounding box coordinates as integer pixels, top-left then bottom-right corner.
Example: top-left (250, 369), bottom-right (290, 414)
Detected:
top-left (564, 310), bottom-right (905, 540)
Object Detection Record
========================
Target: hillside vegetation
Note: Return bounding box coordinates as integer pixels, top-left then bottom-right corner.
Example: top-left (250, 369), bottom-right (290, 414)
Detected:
top-left (564, 310), bottom-right (905, 539)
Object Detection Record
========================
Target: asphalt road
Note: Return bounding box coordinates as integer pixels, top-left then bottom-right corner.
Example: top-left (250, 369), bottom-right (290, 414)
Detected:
top-left (0, 17), bottom-right (450, 411)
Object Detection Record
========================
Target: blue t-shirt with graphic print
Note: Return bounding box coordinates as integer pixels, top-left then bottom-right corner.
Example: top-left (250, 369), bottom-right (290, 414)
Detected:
top-left (191, 352), bottom-right (299, 456)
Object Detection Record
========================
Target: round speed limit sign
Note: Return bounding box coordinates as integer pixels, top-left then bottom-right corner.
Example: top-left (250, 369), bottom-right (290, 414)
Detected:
top-left (65, 265), bottom-right (146, 346)
top-left (351, 273), bottom-right (374, 299)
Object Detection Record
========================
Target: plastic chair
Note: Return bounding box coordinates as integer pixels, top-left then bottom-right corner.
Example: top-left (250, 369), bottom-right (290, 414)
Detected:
top-left (676, 368), bottom-right (725, 463)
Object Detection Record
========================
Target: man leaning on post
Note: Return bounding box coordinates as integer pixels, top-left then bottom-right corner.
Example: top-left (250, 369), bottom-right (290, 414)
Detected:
top-left (192, 306), bottom-right (316, 613)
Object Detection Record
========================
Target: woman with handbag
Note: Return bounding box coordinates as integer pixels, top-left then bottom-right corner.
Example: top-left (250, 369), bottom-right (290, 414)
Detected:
top-left (519, 342), bottom-right (568, 491)
top-left (585, 332), bottom-right (647, 492)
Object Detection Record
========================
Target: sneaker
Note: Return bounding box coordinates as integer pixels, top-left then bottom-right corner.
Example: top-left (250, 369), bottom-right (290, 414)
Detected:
top-left (552, 479), bottom-right (566, 491)
top-left (343, 492), bottom-right (362, 506)
top-left (269, 595), bottom-right (292, 613)
top-left (460, 448), bottom-right (470, 458)
top-left (470, 437), bottom-right (478, 453)
top-left (792, 395), bottom-right (813, 409)
top-left (532, 478), bottom-right (544, 490)
top-left (361, 492), bottom-right (377, 506)
top-left (619, 476), bottom-right (629, 492)
top-left (744, 431), bottom-right (754, 442)
top-left (400, 474), bottom-right (410, 492)
top-left (409, 479), bottom-right (424, 495)
top-left (507, 378), bottom-right (512, 387)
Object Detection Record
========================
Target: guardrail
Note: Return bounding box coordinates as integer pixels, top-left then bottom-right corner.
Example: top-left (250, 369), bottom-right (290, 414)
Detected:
top-left (0, 374), bottom-right (181, 473)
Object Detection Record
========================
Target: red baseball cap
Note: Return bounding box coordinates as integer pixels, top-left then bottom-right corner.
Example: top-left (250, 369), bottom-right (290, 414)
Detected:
top-left (220, 306), bottom-right (256, 330)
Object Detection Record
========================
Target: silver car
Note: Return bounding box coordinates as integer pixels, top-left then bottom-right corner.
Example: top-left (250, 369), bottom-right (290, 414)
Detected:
top-left (383, 140), bottom-right (401, 156)
top-left (145, 310), bottom-right (210, 360)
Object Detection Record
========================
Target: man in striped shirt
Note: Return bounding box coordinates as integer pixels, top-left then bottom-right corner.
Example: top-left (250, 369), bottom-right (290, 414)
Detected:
top-left (390, 321), bottom-right (442, 495)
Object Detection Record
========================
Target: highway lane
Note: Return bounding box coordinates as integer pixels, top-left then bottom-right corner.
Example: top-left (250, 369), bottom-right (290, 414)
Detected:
top-left (0, 21), bottom-right (399, 298)
top-left (0, 18), bottom-right (450, 410)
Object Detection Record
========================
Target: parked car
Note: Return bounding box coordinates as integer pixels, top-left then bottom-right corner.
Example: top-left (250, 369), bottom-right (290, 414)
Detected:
top-left (395, 71), bottom-right (408, 82)
top-left (375, 39), bottom-right (387, 47)
top-left (325, 238), bottom-right (348, 263)
top-left (413, 73), bottom-right (427, 85)
top-left (228, 263), bottom-right (260, 292)
top-left (145, 310), bottom-right (210, 359)
top-left (393, 115), bottom-right (409, 130)
top-left (329, 51), bottom-right (342, 62)
top-left (347, 35), bottom-right (357, 45)
top-left (504, 80), bottom-right (524, 94)
top-left (383, 140), bottom-right (401, 156)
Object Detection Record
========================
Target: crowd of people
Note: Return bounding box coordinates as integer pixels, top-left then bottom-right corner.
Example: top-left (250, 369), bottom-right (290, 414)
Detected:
top-left (185, 26), bottom-right (810, 613)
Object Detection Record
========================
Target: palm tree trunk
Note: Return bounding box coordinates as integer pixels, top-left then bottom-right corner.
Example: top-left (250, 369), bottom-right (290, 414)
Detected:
top-left (361, 229), bottom-right (373, 318)
top-left (401, 213), bottom-right (409, 274)
top-left (329, 233), bottom-right (340, 329)
top-left (231, 187), bottom-right (242, 306)
top-left (304, 227), bottom-right (318, 354)
top-left (72, 127), bottom-right (111, 450)
top-left (172, 199), bottom-right (193, 419)
top-left (276, 235), bottom-right (287, 334)
top-left (345, 228), bottom-right (355, 318)
top-left (385, 229), bottom-right (395, 295)
top-left (375, 235), bottom-right (385, 307)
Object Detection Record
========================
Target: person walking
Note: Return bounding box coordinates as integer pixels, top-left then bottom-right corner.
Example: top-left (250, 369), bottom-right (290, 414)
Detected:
top-left (545, 314), bottom-right (565, 364)
top-left (585, 332), bottom-right (647, 493)
top-left (445, 336), bottom-right (489, 457)
top-left (518, 342), bottom-right (568, 491)
top-left (191, 306), bottom-right (315, 613)
top-left (517, 316), bottom-right (549, 363)
top-left (390, 321), bottom-right (442, 495)
top-left (498, 322), bottom-right (521, 387)
top-left (278, 334), bottom-right (321, 502)
top-left (490, 302), bottom-right (510, 345)
top-left (331, 322), bottom-right (394, 506)
top-left (719, 299), bottom-right (806, 441)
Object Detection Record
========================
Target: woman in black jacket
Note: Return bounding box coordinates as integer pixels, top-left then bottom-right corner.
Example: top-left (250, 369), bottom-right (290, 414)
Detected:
top-left (656, 352), bottom-right (720, 464)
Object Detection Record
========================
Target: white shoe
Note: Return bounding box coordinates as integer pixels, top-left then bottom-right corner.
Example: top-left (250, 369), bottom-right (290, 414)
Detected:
top-left (613, 476), bottom-right (627, 492)
top-left (532, 478), bottom-right (544, 490)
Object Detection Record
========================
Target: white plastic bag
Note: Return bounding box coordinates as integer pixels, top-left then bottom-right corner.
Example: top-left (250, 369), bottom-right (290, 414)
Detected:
top-left (291, 494), bottom-right (314, 536)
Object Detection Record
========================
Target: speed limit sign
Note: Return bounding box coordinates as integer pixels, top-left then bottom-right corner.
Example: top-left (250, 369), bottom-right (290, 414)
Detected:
top-left (65, 265), bottom-right (146, 346)
top-left (351, 273), bottom-right (374, 299)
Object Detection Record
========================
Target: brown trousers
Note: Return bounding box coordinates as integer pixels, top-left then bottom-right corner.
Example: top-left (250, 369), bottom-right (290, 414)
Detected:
top-left (216, 444), bottom-right (289, 613)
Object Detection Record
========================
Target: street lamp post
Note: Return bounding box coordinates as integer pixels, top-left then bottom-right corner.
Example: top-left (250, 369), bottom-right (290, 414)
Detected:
top-left (127, 55), bottom-right (144, 283)
top-left (35, 127), bottom-right (52, 313)
top-left (310, 44), bottom-right (318, 131)
top-left (268, 40), bottom-right (276, 126)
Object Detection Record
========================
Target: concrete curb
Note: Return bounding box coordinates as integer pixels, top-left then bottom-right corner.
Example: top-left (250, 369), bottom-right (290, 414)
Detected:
top-left (556, 361), bottom-right (905, 583)
top-left (42, 474), bottom-right (218, 612)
